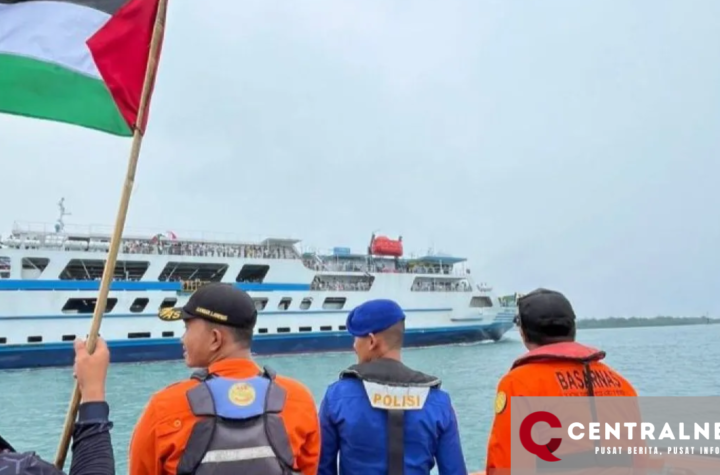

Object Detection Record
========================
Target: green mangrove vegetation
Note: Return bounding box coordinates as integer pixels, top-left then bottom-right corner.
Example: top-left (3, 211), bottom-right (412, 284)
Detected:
top-left (577, 316), bottom-right (718, 329)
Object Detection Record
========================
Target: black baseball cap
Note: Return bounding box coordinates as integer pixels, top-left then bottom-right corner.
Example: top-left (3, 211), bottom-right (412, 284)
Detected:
top-left (517, 288), bottom-right (576, 338)
top-left (158, 282), bottom-right (257, 329)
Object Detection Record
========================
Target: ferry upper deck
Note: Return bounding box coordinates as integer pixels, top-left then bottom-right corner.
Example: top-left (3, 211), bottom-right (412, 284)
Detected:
top-left (0, 221), bottom-right (475, 283)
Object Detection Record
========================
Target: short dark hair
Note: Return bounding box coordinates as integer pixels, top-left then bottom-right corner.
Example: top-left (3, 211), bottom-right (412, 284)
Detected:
top-left (520, 318), bottom-right (575, 346)
top-left (379, 320), bottom-right (405, 349)
top-left (208, 321), bottom-right (253, 349)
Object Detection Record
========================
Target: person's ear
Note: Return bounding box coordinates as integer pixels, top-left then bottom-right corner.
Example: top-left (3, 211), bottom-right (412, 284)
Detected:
top-left (209, 326), bottom-right (223, 352)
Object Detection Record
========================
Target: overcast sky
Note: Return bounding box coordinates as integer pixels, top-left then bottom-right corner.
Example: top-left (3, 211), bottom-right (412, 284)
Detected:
top-left (2, 0), bottom-right (718, 319)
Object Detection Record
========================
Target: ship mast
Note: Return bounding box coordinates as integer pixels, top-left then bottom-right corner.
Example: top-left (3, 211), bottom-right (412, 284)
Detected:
top-left (55, 197), bottom-right (71, 233)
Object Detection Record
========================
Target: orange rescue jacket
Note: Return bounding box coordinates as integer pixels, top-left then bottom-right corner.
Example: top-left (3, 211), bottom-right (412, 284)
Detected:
top-left (485, 342), bottom-right (641, 475)
top-left (128, 358), bottom-right (320, 475)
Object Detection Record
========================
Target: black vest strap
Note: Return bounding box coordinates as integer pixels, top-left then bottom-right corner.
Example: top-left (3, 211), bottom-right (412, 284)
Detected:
top-left (177, 419), bottom-right (214, 475)
top-left (190, 368), bottom-right (211, 382)
top-left (387, 410), bottom-right (405, 475)
top-left (263, 365), bottom-right (277, 380)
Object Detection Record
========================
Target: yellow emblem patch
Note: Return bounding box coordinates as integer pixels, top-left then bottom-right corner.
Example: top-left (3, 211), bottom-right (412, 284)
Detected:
top-left (158, 307), bottom-right (181, 321)
top-left (494, 391), bottom-right (507, 414)
top-left (228, 382), bottom-right (256, 406)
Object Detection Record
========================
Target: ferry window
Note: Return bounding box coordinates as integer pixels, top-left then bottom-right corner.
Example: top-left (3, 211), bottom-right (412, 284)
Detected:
top-left (300, 297), bottom-right (313, 310)
top-left (253, 298), bottom-right (268, 311)
top-left (277, 327), bottom-right (291, 333)
top-left (339, 325), bottom-right (347, 331)
top-left (21, 257), bottom-right (49, 279)
top-left (236, 264), bottom-right (270, 283)
top-left (0, 337), bottom-right (6, 344)
top-left (62, 298), bottom-right (118, 314)
top-left (27, 336), bottom-right (42, 343)
top-left (257, 328), bottom-right (268, 334)
top-left (162, 331), bottom-right (174, 338)
top-left (62, 335), bottom-right (76, 342)
top-left (128, 332), bottom-right (151, 339)
top-left (320, 325), bottom-right (332, 331)
top-left (130, 297), bottom-right (150, 313)
top-left (299, 326), bottom-right (312, 332)
top-left (159, 297), bottom-right (177, 309)
top-left (470, 296), bottom-right (493, 308)
top-left (0, 256), bottom-right (10, 279)
top-left (411, 277), bottom-right (427, 291)
top-left (59, 259), bottom-right (150, 280)
top-left (278, 297), bottom-right (292, 310)
top-left (158, 262), bottom-right (228, 282)
top-left (322, 297), bottom-right (346, 310)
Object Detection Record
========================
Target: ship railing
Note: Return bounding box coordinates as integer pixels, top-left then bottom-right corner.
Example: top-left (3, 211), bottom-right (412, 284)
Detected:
top-left (411, 284), bottom-right (474, 292)
top-left (300, 259), bottom-right (468, 276)
top-left (10, 221), bottom-right (299, 246)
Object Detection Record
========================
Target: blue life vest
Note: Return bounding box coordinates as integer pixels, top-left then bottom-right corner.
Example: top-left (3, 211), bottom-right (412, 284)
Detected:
top-left (177, 366), bottom-right (300, 475)
top-left (339, 359), bottom-right (443, 475)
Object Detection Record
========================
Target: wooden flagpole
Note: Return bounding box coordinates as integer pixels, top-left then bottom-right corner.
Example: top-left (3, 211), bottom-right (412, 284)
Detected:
top-left (53, 0), bottom-right (169, 469)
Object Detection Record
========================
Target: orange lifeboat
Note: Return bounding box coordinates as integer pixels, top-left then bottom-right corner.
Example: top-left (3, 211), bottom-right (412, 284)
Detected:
top-left (371, 236), bottom-right (403, 257)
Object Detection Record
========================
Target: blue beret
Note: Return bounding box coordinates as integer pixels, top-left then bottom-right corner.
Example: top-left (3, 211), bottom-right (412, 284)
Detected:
top-left (346, 299), bottom-right (406, 337)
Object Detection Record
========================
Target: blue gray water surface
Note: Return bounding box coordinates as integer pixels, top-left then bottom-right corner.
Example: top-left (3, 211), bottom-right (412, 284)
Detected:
top-left (1, 325), bottom-right (719, 473)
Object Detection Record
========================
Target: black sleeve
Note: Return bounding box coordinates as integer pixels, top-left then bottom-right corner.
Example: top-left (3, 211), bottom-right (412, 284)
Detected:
top-left (68, 402), bottom-right (115, 475)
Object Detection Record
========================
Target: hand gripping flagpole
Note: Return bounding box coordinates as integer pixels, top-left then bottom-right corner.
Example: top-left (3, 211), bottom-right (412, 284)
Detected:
top-left (53, 0), bottom-right (169, 469)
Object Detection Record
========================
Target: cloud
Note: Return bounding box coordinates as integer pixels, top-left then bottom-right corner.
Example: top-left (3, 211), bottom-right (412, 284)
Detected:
top-left (1, 0), bottom-right (719, 317)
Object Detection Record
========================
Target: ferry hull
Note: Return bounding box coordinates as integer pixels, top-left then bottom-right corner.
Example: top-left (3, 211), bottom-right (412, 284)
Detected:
top-left (0, 322), bottom-right (513, 370)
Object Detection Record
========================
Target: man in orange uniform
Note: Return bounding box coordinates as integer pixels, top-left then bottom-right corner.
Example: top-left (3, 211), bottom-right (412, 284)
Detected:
top-left (128, 283), bottom-right (320, 475)
top-left (485, 288), bottom-right (642, 475)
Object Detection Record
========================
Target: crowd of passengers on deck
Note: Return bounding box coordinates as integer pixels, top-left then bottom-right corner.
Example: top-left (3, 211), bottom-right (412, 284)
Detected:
top-left (411, 280), bottom-right (471, 292)
top-left (59, 272), bottom-right (142, 281)
top-left (121, 240), bottom-right (297, 259)
top-left (310, 276), bottom-right (372, 291)
top-left (302, 259), bottom-right (456, 275)
top-left (0, 235), bottom-right (300, 260)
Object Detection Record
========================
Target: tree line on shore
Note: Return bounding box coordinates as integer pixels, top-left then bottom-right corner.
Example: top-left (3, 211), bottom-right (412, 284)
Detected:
top-left (577, 315), bottom-right (718, 329)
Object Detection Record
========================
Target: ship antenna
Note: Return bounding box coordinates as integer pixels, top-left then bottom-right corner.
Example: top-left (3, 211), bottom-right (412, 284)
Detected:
top-left (56, 197), bottom-right (71, 233)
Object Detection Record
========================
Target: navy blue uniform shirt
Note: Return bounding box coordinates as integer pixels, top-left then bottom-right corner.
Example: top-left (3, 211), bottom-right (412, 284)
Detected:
top-left (318, 377), bottom-right (467, 475)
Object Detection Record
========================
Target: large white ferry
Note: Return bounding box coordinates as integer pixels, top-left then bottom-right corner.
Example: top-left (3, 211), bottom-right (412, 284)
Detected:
top-left (0, 200), bottom-right (517, 370)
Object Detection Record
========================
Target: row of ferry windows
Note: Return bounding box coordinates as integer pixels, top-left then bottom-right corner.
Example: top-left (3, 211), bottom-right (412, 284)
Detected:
top-left (62, 295), bottom-right (494, 315)
top-left (2, 259), bottom-right (371, 284)
top-left (61, 296), bottom-right (349, 314)
top-left (0, 325), bottom-right (349, 345)
top-left (0, 259), bottom-right (276, 283)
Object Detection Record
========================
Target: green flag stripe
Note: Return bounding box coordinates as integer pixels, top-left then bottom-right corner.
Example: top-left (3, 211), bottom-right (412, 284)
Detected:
top-left (0, 53), bottom-right (132, 136)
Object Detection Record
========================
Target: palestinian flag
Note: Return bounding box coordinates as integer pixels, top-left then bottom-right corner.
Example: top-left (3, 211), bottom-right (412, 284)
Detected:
top-left (0, 0), bottom-right (165, 136)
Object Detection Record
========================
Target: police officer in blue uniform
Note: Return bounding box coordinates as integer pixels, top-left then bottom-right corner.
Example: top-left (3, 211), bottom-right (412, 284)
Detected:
top-left (318, 299), bottom-right (468, 475)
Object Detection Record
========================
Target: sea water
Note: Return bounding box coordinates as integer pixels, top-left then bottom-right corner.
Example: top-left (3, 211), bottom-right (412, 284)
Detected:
top-left (1, 325), bottom-right (718, 473)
